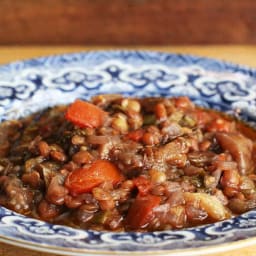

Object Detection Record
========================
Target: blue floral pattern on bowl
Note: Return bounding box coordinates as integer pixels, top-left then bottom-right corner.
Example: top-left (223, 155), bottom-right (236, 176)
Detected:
top-left (1, 50), bottom-right (256, 255)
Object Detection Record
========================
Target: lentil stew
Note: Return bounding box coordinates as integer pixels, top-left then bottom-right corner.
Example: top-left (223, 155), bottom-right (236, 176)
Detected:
top-left (0, 95), bottom-right (256, 232)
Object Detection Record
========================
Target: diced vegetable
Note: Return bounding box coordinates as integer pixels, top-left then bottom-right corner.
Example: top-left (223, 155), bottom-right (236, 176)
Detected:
top-left (206, 118), bottom-right (232, 132)
top-left (193, 109), bottom-right (212, 126)
top-left (216, 132), bottom-right (253, 175)
top-left (65, 160), bottom-right (123, 195)
top-left (126, 194), bottom-right (161, 229)
top-left (126, 129), bottom-right (145, 142)
top-left (65, 99), bottom-right (107, 128)
top-left (121, 98), bottom-right (141, 113)
top-left (143, 114), bottom-right (156, 125)
top-left (133, 176), bottom-right (151, 195)
top-left (155, 103), bottom-right (167, 120)
top-left (184, 192), bottom-right (231, 220)
top-left (174, 96), bottom-right (194, 110)
top-left (93, 210), bottom-right (112, 225)
top-left (112, 113), bottom-right (129, 133)
top-left (167, 205), bottom-right (186, 228)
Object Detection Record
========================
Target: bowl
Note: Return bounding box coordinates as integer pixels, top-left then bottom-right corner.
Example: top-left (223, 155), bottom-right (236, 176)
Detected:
top-left (1, 50), bottom-right (256, 256)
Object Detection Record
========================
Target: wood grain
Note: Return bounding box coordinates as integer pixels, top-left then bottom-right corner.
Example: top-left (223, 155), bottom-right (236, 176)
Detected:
top-left (0, 242), bottom-right (58, 256)
top-left (0, 0), bottom-right (256, 44)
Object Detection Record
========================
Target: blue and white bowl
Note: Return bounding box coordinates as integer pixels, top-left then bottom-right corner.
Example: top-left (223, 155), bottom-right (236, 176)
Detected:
top-left (1, 50), bottom-right (256, 255)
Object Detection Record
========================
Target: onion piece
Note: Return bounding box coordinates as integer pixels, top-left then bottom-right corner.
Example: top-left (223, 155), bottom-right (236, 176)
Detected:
top-left (184, 192), bottom-right (231, 220)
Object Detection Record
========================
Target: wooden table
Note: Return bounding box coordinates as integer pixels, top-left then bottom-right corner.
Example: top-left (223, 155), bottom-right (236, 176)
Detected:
top-left (0, 45), bottom-right (256, 67)
top-left (0, 45), bottom-right (256, 256)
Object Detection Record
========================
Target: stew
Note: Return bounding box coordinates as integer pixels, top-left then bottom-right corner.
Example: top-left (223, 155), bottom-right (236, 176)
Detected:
top-left (0, 94), bottom-right (256, 232)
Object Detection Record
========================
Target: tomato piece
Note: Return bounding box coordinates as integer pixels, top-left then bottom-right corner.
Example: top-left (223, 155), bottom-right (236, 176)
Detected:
top-left (65, 99), bottom-right (107, 128)
top-left (133, 176), bottom-right (151, 195)
top-left (126, 194), bottom-right (161, 229)
top-left (65, 160), bottom-right (123, 195)
top-left (126, 129), bottom-right (145, 142)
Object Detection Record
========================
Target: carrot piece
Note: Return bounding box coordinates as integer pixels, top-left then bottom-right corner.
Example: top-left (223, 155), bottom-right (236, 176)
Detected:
top-left (65, 160), bottom-right (123, 195)
top-left (126, 194), bottom-right (161, 229)
top-left (65, 99), bottom-right (107, 128)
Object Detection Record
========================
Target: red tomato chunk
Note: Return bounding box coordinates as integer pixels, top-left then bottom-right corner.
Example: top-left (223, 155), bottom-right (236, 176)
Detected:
top-left (65, 99), bottom-right (107, 128)
top-left (65, 160), bottom-right (123, 195)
